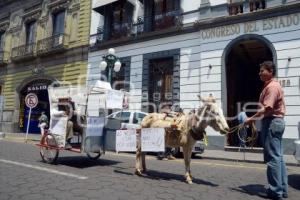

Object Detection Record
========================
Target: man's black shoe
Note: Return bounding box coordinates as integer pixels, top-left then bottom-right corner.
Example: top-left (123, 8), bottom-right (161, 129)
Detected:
top-left (266, 189), bottom-right (283, 200)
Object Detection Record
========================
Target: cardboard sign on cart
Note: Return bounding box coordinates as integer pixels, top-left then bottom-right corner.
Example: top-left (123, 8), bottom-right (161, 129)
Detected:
top-left (141, 128), bottom-right (165, 152)
top-left (49, 116), bottom-right (68, 147)
top-left (116, 129), bottom-right (136, 152)
top-left (86, 117), bottom-right (105, 137)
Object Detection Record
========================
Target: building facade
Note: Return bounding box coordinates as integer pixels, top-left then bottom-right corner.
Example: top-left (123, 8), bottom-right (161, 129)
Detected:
top-left (0, 0), bottom-right (91, 133)
top-left (88, 0), bottom-right (300, 153)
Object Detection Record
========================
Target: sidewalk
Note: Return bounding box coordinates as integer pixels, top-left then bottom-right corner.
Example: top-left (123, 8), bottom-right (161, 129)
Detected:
top-left (201, 149), bottom-right (299, 166)
top-left (1, 132), bottom-right (299, 166)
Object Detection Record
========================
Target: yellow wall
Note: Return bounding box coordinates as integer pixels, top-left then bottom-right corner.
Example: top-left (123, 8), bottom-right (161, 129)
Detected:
top-left (67, 0), bottom-right (91, 48)
top-left (1, 60), bottom-right (87, 110)
top-left (0, 0), bottom-right (91, 111)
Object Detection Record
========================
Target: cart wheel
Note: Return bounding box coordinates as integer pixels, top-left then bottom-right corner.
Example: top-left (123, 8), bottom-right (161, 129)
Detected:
top-left (40, 134), bottom-right (59, 164)
top-left (86, 151), bottom-right (101, 160)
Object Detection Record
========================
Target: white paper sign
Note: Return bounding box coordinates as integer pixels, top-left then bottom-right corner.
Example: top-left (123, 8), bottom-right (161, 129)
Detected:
top-left (116, 129), bottom-right (136, 152)
top-left (86, 117), bottom-right (105, 137)
top-left (87, 94), bottom-right (101, 116)
top-left (49, 116), bottom-right (68, 147)
top-left (106, 90), bottom-right (124, 109)
top-left (141, 128), bottom-right (165, 152)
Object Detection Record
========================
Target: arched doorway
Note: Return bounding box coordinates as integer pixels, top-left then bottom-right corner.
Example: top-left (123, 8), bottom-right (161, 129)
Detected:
top-left (223, 35), bottom-right (276, 147)
top-left (18, 77), bottom-right (57, 133)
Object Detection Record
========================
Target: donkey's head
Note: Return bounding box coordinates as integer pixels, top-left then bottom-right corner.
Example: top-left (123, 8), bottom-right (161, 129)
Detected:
top-left (195, 94), bottom-right (229, 135)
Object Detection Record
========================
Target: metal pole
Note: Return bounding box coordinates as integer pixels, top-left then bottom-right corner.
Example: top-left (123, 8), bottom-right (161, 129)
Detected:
top-left (108, 64), bottom-right (112, 86)
top-left (25, 107), bottom-right (32, 142)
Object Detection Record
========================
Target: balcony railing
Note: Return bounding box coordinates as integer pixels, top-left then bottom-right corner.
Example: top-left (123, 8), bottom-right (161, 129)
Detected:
top-left (37, 34), bottom-right (69, 55)
top-left (153, 10), bottom-right (182, 31)
top-left (90, 16), bottom-right (144, 46)
top-left (0, 50), bottom-right (8, 65)
top-left (228, 2), bottom-right (244, 15)
top-left (90, 11), bottom-right (182, 46)
top-left (250, 0), bottom-right (266, 12)
top-left (11, 43), bottom-right (36, 61)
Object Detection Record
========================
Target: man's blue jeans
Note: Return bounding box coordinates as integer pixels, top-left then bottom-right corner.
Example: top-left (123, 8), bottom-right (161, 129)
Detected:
top-left (261, 117), bottom-right (288, 198)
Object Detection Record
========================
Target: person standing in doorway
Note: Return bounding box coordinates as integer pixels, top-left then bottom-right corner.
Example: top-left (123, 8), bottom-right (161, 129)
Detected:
top-left (38, 111), bottom-right (48, 136)
top-left (245, 61), bottom-right (288, 200)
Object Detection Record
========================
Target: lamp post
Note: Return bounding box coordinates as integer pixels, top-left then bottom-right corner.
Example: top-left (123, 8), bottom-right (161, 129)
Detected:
top-left (99, 48), bottom-right (122, 86)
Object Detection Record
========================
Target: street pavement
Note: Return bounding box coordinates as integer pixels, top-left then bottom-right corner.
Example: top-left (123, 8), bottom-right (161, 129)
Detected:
top-left (0, 138), bottom-right (300, 200)
top-left (1, 132), bottom-right (299, 166)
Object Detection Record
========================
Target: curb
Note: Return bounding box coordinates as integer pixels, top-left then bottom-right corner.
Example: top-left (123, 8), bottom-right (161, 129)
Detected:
top-left (200, 156), bottom-right (300, 167)
top-left (1, 133), bottom-right (40, 143)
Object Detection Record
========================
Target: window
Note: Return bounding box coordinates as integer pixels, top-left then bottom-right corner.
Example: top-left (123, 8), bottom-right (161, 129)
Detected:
top-left (0, 32), bottom-right (4, 50)
top-left (53, 11), bottom-right (65, 35)
top-left (133, 112), bottom-right (146, 124)
top-left (152, 0), bottom-right (180, 30)
top-left (110, 0), bottom-right (133, 39)
top-left (249, 0), bottom-right (266, 12)
top-left (111, 63), bottom-right (126, 90)
top-left (154, 0), bottom-right (177, 15)
top-left (26, 21), bottom-right (36, 44)
top-left (228, 0), bottom-right (243, 15)
top-left (149, 57), bottom-right (174, 112)
top-left (115, 111), bottom-right (130, 123)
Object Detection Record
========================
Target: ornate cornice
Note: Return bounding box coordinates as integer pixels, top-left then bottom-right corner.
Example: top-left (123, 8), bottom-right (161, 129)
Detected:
top-left (68, 3), bottom-right (80, 13)
top-left (0, 21), bottom-right (9, 32)
top-left (7, 25), bottom-right (22, 34)
top-left (38, 16), bottom-right (49, 25)
top-left (32, 65), bottom-right (45, 75)
top-left (48, 0), bottom-right (71, 13)
top-left (23, 9), bottom-right (42, 23)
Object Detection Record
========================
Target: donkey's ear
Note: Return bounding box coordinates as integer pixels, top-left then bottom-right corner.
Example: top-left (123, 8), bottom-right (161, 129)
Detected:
top-left (197, 94), bottom-right (205, 102)
top-left (208, 93), bottom-right (216, 103)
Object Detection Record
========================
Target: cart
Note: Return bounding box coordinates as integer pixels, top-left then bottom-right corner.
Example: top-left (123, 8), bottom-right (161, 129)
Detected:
top-left (37, 81), bottom-right (126, 164)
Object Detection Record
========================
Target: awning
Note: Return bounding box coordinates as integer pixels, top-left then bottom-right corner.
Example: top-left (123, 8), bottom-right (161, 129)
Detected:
top-left (92, 0), bottom-right (118, 9)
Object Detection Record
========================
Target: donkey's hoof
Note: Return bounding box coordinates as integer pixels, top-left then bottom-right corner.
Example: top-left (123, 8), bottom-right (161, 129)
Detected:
top-left (186, 179), bottom-right (193, 184)
top-left (135, 169), bottom-right (143, 176)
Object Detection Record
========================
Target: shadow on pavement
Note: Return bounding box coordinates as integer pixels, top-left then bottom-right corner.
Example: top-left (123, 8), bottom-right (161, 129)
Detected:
top-left (131, 169), bottom-right (219, 186)
top-left (114, 169), bottom-right (135, 176)
top-left (231, 184), bottom-right (267, 198)
top-left (45, 156), bottom-right (121, 169)
top-left (288, 174), bottom-right (300, 190)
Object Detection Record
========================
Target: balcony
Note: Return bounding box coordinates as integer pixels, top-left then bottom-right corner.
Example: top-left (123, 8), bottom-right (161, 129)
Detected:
top-left (250, 0), bottom-right (266, 12)
top-left (37, 34), bottom-right (69, 55)
top-left (90, 11), bottom-right (182, 48)
top-left (152, 10), bottom-right (182, 31)
top-left (228, 1), bottom-right (244, 15)
top-left (11, 43), bottom-right (36, 61)
top-left (0, 50), bottom-right (8, 66)
top-left (90, 16), bottom-right (144, 47)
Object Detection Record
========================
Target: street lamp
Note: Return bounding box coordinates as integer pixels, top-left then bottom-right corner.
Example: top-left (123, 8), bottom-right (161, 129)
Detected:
top-left (100, 48), bottom-right (122, 85)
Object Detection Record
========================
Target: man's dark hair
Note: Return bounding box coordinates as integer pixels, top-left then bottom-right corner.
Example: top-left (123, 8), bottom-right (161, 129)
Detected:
top-left (260, 61), bottom-right (276, 76)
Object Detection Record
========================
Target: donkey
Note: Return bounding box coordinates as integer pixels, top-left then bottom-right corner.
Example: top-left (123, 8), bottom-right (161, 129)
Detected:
top-left (135, 94), bottom-right (229, 184)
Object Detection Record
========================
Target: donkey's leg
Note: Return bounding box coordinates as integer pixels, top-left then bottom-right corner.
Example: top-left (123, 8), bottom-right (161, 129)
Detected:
top-left (141, 152), bottom-right (147, 172)
top-left (183, 145), bottom-right (193, 184)
top-left (135, 133), bottom-right (143, 176)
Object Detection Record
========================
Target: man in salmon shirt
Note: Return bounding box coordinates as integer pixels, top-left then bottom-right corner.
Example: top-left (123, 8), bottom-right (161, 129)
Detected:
top-left (245, 61), bottom-right (288, 200)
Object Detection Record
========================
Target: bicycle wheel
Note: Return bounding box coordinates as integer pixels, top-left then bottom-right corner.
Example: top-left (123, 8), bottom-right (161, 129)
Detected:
top-left (40, 133), bottom-right (59, 164)
top-left (86, 151), bottom-right (101, 160)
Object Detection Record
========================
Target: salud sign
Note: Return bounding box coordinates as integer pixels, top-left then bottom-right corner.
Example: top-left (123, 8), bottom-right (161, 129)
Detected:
top-left (25, 93), bottom-right (38, 108)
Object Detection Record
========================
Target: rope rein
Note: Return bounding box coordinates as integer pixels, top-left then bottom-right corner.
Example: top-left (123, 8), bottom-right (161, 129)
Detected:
top-left (225, 123), bottom-right (258, 147)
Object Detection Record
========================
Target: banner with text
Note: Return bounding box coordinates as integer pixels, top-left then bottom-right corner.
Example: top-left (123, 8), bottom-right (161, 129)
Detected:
top-left (141, 128), bottom-right (165, 152)
top-left (116, 129), bottom-right (136, 152)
